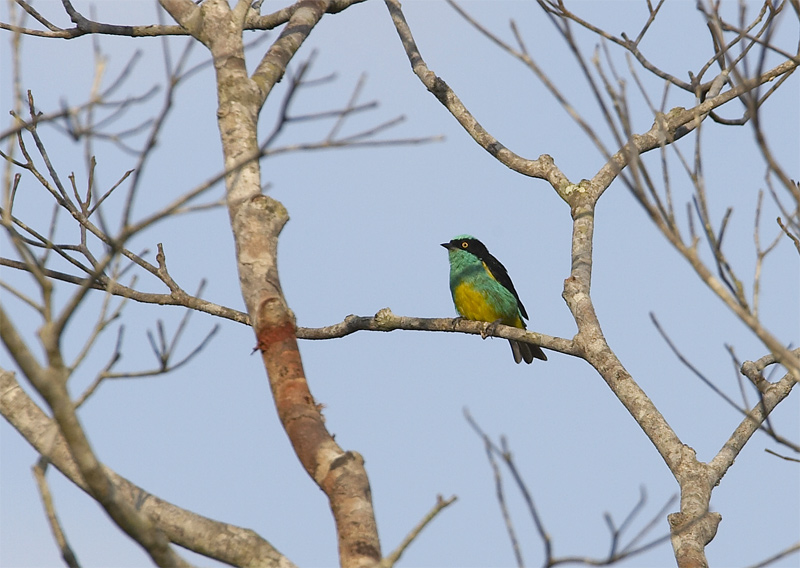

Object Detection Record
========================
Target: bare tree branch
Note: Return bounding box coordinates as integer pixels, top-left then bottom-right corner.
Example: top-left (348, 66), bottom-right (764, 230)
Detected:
top-left (386, 2), bottom-right (798, 566)
top-left (0, 310), bottom-right (192, 567)
top-left (378, 495), bottom-right (458, 568)
top-left (33, 459), bottom-right (81, 568)
top-left (465, 410), bottom-right (676, 567)
top-left (0, 368), bottom-right (295, 568)
top-left (0, 0), bottom-right (367, 39)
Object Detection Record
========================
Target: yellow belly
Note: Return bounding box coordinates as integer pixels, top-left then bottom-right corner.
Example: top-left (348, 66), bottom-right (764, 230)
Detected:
top-left (453, 281), bottom-right (523, 327)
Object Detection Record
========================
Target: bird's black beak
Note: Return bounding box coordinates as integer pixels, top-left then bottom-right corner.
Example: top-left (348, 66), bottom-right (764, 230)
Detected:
top-left (441, 242), bottom-right (455, 250)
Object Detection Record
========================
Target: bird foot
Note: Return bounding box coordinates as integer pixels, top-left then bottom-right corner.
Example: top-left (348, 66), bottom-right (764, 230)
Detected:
top-left (481, 319), bottom-right (503, 339)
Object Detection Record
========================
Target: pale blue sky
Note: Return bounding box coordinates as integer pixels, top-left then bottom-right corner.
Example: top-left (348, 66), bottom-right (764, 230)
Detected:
top-left (1, 1), bottom-right (798, 567)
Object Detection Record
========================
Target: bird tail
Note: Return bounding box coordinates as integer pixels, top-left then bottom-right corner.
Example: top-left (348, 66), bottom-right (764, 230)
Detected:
top-left (509, 339), bottom-right (547, 364)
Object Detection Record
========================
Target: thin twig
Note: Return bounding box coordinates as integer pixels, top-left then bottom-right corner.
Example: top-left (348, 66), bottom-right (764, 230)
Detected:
top-left (378, 495), bottom-right (458, 568)
top-left (33, 459), bottom-right (81, 568)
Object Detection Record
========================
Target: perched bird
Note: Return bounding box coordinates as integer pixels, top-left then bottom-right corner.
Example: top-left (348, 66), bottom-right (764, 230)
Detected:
top-left (441, 235), bottom-right (546, 364)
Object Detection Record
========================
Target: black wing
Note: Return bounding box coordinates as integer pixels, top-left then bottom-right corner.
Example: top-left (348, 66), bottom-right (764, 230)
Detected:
top-left (482, 251), bottom-right (529, 321)
top-left (460, 238), bottom-right (529, 321)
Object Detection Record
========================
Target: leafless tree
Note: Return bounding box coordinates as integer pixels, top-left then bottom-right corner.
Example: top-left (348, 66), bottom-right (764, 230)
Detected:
top-left (382, 0), bottom-right (799, 566)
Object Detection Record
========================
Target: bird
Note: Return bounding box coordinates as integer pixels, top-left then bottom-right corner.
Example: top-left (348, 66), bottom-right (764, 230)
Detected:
top-left (441, 235), bottom-right (546, 364)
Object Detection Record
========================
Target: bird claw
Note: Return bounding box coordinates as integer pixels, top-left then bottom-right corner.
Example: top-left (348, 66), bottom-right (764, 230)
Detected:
top-left (481, 319), bottom-right (502, 339)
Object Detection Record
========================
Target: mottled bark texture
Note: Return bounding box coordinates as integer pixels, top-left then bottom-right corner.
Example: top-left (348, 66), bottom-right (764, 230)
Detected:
top-left (0, 306), bottom-right (190, 567)
top-left (0, 367), bottom-right (295, 568)
top-left (159, 1), bottom-right (381, 566)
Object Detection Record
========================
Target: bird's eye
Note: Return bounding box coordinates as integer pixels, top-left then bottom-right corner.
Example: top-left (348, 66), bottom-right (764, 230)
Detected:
top-left (461, 241), bottom-right (468, 248)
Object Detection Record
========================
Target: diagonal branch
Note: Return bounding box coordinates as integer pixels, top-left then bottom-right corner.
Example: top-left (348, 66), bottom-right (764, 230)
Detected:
top-left (32, 459), bottom-right (80, 568)
top-left (0, 368), bottom-right (295, 568)
top-left (0, 311), bottom-right (191, 567)
top-left (384, 0), bottom-right (571, 193)
top-left (378, 495), bottom-right (458, 568)
top-left (251, 0), bottom-right (332, 106)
